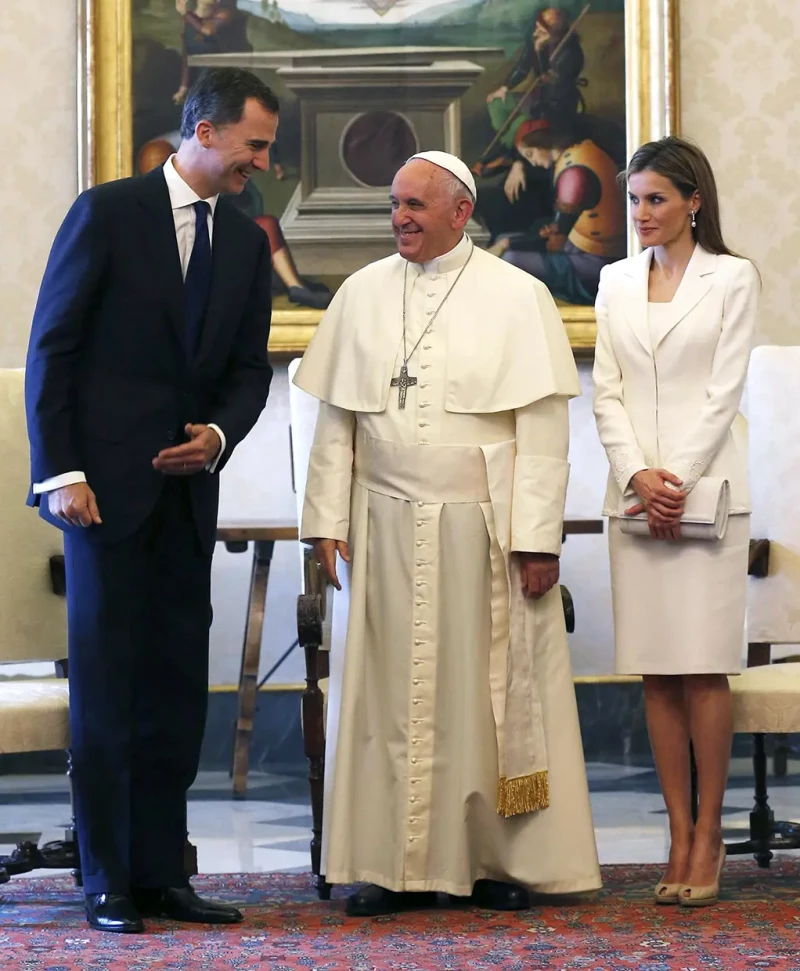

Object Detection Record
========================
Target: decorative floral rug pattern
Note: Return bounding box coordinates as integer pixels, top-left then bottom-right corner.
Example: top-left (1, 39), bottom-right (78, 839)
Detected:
top-left (0, 861), bottom-right (798, 969)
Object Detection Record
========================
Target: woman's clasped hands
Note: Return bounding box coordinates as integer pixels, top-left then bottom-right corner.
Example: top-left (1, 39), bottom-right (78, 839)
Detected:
top-left (626, 469), bottom-right (687, 541)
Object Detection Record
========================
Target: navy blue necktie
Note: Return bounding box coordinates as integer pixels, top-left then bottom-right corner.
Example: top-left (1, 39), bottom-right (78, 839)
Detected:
top-left (184, 200), bottom-right (212, 359)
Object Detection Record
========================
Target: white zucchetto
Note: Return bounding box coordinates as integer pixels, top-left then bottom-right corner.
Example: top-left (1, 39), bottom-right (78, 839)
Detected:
top-left (406, 150), bottom-right (477, 201)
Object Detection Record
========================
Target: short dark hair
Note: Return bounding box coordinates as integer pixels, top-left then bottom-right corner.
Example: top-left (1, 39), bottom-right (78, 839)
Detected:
top-left (180, 68), bottom-right (279, 140)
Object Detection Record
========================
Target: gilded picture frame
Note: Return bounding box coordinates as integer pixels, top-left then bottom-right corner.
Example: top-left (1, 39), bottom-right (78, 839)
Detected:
top-left (77, 0), bottom-right (679, 355)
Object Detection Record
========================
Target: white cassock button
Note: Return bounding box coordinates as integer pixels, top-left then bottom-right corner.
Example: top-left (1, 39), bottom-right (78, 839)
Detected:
top-left (426, 310), bottom-right (434, 316)
top-left (423, 345), bottom-right (432, 351)
top-left (416, 581), bottom-right (424, 587)
top-left (414, 639), bottom-right (423, 645)
top-left (416, 540), bottom-right (424, 547)
top-left (413, 698), bottom-right (421, 705)
top-left (420, 383), bottom-right (429, 389)
top-left (413, 679), bottom-right (421, 685)
top-left (417, 501), bottom-right (424, 507)
top-left (411, 757), bottom-right (419, 764)
top-left (414, 621), bottom-right (423, 627)
top-left (427, 292), bottom-right (435, 297)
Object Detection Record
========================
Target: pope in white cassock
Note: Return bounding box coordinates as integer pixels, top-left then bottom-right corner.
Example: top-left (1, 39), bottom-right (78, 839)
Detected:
top-left (294, 151), bottom-right (601, 917)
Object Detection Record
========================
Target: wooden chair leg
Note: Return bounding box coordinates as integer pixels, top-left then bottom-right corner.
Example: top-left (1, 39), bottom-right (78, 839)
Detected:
top-left (231, 540), bottom-right (274, 799)
top-left (748, 733), bottom-right (774, 868)
top-left (298, 592), bottom-right (331, 900)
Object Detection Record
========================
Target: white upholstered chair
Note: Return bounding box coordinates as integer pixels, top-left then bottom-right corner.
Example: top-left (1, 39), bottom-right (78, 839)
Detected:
top-left (723, 346), bottom-right (800, 865)
top-left (0, 368), bottom-right (78, 883)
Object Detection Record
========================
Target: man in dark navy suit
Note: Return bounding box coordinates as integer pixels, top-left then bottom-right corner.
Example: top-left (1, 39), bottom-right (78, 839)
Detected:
top-left (25, 68), bottom-right (277, 933)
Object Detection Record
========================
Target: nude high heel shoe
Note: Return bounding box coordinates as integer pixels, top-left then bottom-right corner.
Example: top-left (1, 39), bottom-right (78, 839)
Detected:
top-left (678, 843), bottom-right (726, 907)
top-left (654, 880), bottom-right (682, 905)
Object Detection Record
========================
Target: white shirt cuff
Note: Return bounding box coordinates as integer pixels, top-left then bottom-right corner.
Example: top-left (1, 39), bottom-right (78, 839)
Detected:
top-left (206, 423), bottom-right (226, 474)
top-left (33, 471), bottom-right (87, 494)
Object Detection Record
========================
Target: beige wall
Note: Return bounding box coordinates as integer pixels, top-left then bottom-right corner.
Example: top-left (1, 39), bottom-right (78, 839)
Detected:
top-left (0, 0), bottom-right (77, 367)
top-left (1, 2), bottom-right (798, 363)
top-left (681, 3), bottom-right (800, 345)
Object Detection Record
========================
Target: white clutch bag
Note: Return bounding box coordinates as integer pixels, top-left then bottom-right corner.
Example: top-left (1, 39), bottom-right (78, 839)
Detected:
top-left (618, 477), bottom-right (731, 541)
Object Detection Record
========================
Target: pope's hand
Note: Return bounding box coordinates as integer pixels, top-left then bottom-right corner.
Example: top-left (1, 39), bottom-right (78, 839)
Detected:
top-left (516, 552), bottom-right (559, 599)
top-left (48, 482), bottom-right (102, 528)
top-left (313, 538), bottom-right (351, 591)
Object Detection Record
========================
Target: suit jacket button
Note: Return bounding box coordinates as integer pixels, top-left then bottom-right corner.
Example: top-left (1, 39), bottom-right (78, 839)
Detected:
top-left (166, 431), bottom-right (176, 441)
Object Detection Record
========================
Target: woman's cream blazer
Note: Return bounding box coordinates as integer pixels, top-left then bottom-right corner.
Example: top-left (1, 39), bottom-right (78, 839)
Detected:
top-left (593, 244), bottom-right (759, 516)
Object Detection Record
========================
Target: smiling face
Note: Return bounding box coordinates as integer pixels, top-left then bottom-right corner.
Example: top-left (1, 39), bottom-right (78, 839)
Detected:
top-left (389, 160), bottom-right (473, 263)
top-left (627, 169), bottom-right (700, 248)
top-left (195, 97), bottom-right (278, 195)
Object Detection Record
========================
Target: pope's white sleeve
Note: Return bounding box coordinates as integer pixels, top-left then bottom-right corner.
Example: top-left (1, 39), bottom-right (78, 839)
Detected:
top-left (511, 394), bottom-right (570, 556)
top-left (300, 402), bottom-right (356, 544)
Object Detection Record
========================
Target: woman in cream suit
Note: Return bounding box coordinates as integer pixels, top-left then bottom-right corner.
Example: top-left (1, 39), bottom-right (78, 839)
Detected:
top-left (593, 137), bottom-right (759, 908)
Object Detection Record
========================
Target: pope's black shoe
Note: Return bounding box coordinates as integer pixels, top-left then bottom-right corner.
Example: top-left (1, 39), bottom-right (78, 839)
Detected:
top-left (470, 879), bottom-right (530, 911)
top-left (132, 886), bottom-right (243, 924)
top-left (346, 884), bottom-right (438, 917)
top-left (85, 893), bottom-right (144, 933)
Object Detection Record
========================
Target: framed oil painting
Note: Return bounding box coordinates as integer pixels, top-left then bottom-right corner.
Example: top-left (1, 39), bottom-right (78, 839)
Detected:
top-left (79, 0), bottom-right (679, 354)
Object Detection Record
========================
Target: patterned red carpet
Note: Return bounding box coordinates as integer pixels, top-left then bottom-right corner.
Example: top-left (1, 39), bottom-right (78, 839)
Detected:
top-left (0, 862), bottom-right (798, 970)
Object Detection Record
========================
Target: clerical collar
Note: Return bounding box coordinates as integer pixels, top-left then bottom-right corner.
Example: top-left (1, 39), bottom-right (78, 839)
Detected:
top-left (416, 234), bottom-right (472, 276)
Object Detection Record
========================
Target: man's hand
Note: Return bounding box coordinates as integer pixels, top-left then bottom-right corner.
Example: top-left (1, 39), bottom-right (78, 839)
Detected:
top-left (312, 538), bottom-right (351, 591)
top-left (48, 483), bottom-right (102, 528)
top-left (504, 160), bottom-right (527, 203)
top-left (152, 424), bottom-right (221, 476)
top-left (516, 552), bottom-right (559, 599)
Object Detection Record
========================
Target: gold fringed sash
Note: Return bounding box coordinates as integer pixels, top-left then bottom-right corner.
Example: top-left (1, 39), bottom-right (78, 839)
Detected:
top-left (497, 771), bottom-right (550, 818)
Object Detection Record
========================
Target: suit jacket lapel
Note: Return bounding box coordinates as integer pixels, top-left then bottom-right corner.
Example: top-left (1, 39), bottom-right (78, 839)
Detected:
top-left (622, 247), bottom-right (653, 356)
top-left (137, 168), bottom-right (186, 353)
top-left (652, 245), bottom-right (716, 348)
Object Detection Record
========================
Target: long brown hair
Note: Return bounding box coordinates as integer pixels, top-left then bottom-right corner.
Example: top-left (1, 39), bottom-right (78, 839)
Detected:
top-left (624, 135), bottom-right (745, 259)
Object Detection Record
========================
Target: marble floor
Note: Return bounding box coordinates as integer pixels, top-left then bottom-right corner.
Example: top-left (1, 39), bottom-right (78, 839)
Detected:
top-left (0, 758), bottom-right (798, 879)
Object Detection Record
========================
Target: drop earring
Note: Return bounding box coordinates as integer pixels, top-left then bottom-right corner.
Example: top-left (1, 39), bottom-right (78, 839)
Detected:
top-left (691, 210), bottom-right (697, 229)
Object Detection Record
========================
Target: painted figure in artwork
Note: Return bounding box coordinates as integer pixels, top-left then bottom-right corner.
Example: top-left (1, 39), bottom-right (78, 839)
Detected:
top-left (484, 6), bottom-right (587, 150)
top-left (472, 6), bottom-right (590, 255)
top-left (173, 0), bottom-right (250, 106)
top-left (487, 118), bottom-right (626, 304)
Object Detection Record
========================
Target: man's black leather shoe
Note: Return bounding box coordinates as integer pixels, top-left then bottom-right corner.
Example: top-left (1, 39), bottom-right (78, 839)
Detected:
top-left (471, 879), bottom-right (530, 911)
top-left (346, 884), bottom-right (438, 917)
top-left (85, 893), bottom-right (144, 933)
top-left (132, 886), bottom-right (243, 924)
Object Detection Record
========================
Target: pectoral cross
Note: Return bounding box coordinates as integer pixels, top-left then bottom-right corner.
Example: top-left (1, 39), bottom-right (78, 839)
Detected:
top-left (390, 362), bottom-right (417, 409)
